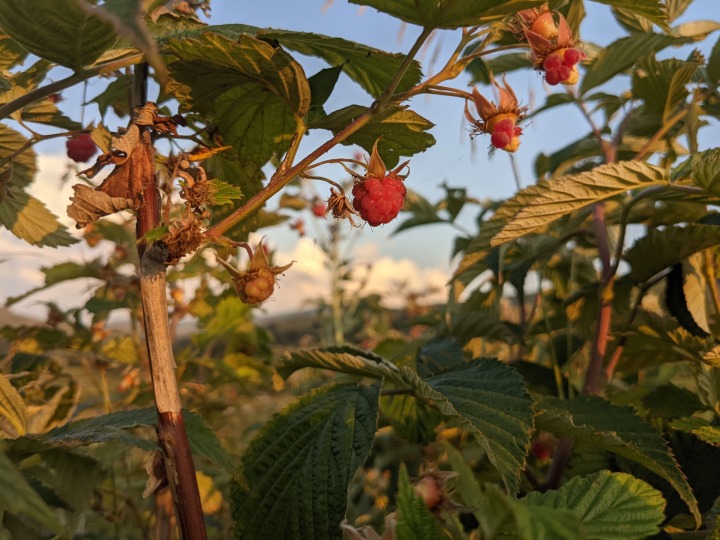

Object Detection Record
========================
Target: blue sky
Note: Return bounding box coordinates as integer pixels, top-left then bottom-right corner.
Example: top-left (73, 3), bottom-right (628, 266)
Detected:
top-left (3, 0), bottom-right (719, 317)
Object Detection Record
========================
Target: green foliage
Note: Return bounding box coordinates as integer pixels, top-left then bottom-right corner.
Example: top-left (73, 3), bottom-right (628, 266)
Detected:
top-left (0, 0), bottom-right (719, 537)
top-left (0, 0), bottom-right (117, 70)
top-left (310, 104), bottom-right (435, 169)
top-left (232, 383), bottom-right (379, 540)
top-left (349, 0), bottom-right (546, 29)
top-left (395, 464), bottom-right (444, 540)
top-left (0, 375), bottom-right (26, 438)
top-left (521, 471), bottom-right (666, 540)
top-left (537, 395), bottom-right (700, 524)
top-left (491, 161), bottom-right (667, 246)
top-left (401, 359), bottom-right (534, 493)
top-left (0, 448), bottom-right (64, 534)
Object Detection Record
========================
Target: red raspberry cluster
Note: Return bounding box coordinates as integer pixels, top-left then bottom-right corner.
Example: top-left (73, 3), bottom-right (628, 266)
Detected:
top-left (543, 47), bottom-right (583, 85)
top-left (490, 118), bottom-right (523, 150)
top-left (352, 174), bottom-right (406, 226)
top-left (66, 134), bottom-right (98, 163)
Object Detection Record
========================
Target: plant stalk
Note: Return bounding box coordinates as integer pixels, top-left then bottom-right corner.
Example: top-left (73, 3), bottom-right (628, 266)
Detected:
top-left (133, 64), bottom-right (206, 539)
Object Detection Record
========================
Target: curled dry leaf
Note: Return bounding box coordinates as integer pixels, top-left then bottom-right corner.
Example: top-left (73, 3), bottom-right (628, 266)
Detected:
top-left (67, 184), bottom-right (133, 229)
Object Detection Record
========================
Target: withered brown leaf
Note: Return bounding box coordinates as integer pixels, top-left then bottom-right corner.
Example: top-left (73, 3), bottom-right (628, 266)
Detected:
top-left (95, 125), bottom-right (154, 207)
top-left (67, 184), bottom-right (133, 229)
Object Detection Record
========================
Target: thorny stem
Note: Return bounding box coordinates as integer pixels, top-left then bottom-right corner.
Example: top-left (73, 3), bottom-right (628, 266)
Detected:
top-left (376, 27), bottom-right (434, 107)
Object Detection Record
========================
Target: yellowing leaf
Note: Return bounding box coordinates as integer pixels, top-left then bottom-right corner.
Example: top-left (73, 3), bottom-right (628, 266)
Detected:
top-left (0, 374), bottom-right (27, 437)
top-left (491, 161), bottom-right (667, 246)
top-left (0, 187), bottom-right (77, 247)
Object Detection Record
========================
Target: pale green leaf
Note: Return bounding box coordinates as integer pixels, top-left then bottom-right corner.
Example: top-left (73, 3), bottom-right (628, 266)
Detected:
top-left (0, 187), bottom-right (78, 247)
top-left (670, 417), bottom-right (720, 446)
top-left (0, 0), bottom-right (116, 70)
top-left (0, 124), bottom-right (35, 189)
top-left (232, 383), bottom-right (379, 540)
top-left (80, 0), bottom-right (168, 84)
top-left (590, 0), bottom-right (667, 27)
top-left (680, 253), bottom-right (713, 335)
top-left (400, 359), bottom-right (534, 493)
top-left (522, 471), bottom-right (666, 540)
top-left (674, 20), bottom-right (720, 41)
top-left (536, 395), bottom-right (700, 525)
top-left (349, 0), bottom-right (546, 29)
top-left (310, 104), bottom-right (434, 169)
top-left (396, 464), bottom-right (445, 540)
top-left (0, 449), bottom-right (64, 533)
top-left (207, 178), bottom-right (242, 206)
top-left (0, 374), bottom-right (26, 437)
top-left (278, 346), bottom-right (402, 381)
top-left (491, 161), bottom-right (667, 247)
top-left (0, 33), bottom-right (28, 71)
top-left (581, 33), bottom-right (682, 95)
top-left (625, 224), bottom-right (720, 282)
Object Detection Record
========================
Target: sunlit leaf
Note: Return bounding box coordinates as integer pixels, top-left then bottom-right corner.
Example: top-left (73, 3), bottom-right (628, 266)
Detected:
top-left (536, 395), bottom-right (700, 525)
top-left (0, 374), bottom-right (27, 437)
top-left (670, 417), bottom-right (720, 446)
top-left (0, 187), bottom-right (78, 247)
top-left (232, 383), bottom-right (379, 540)
top-left (491, 161), bottom-right (667, 246)
top-left (0, 0), bottom-right (116, 70)
top-left (522, 471), bottom-right (666, 540)
top-left (278, 346), bottom-right (402, 381)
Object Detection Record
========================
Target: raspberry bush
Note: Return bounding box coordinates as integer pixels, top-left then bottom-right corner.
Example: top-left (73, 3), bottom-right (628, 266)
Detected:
top-left (0, 1), bottom-right (719, 539)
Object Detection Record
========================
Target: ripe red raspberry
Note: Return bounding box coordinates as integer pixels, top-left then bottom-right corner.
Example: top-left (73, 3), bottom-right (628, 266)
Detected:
top-left (311, 200), bottom-right (326, 217)
top-left (66, 134), bottom-right (98, 163)
top-left (351, 174), bottom-right (406, 226)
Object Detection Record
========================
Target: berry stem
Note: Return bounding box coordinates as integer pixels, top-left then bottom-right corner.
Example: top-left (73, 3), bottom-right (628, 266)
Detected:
top-left (375, 26), bottom-right (434, 108)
